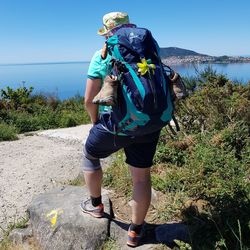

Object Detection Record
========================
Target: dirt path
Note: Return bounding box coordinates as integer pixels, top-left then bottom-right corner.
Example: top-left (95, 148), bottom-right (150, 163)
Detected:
top-left (0, 124), bottom-right (92, 239)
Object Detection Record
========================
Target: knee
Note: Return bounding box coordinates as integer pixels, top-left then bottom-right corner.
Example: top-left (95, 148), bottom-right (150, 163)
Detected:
top-left (130, 166), bottom-right (151, 184)
top-left (82, 146), bottom-right (101, 171)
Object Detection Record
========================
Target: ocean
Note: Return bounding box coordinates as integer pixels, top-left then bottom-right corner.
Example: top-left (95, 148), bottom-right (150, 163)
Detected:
top-left (0, 62), bottom-right (249, 100)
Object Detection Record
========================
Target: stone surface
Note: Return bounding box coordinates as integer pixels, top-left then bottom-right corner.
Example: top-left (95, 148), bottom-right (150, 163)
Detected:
top-left (28, 186), bottom-right (111, 250)
top-left (9, 227), bottom-right (33, 245)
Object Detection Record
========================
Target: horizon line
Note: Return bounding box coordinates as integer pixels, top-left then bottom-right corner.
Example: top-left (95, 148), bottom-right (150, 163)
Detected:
top-left (0, 61), bottom-right (90, 66)
top-left (1, 53), bottom-right (250, 66)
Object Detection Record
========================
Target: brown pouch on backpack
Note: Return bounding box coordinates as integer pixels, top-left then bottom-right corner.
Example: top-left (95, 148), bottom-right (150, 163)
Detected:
top-left (92, 75), bottom-right (119, 106)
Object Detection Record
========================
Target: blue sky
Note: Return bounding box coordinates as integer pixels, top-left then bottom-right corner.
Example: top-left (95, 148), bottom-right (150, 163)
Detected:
top-left (0, 0), bottom-right (250, 63)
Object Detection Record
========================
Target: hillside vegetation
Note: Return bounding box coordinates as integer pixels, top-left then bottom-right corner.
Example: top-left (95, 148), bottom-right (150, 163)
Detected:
top-left (103, 68), bottom-right (250, 249)
top-left (0, 88), bottom-right (90, 140)
top-left (160, 47), bottom-right (207, 57)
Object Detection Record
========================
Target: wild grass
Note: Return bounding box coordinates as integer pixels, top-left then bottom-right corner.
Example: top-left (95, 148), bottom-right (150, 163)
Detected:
top-left (103, 150), bottom-right (132, 199)
top-left (0, 238), bottom-right (40, 250)
top-left (66, 175), bottom-right (85, 186)
top-left (99, 237), bottom-right (119, 250)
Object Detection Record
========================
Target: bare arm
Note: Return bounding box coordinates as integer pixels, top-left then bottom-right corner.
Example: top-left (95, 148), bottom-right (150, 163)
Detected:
top-left (84, 78), bottom-right (102, 124)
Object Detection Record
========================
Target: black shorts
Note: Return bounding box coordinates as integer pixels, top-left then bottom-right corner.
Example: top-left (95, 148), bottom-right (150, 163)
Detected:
top-left (82, 122), bottom-right (161, 170)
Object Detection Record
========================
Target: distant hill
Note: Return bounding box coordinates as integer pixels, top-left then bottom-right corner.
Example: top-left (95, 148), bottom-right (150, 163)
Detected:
top-left (160, 47), bottom-right (208, 58)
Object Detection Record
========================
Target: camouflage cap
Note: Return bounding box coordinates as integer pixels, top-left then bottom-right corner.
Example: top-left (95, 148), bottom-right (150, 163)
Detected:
top-left (97, 12), bottom-right (130, 36)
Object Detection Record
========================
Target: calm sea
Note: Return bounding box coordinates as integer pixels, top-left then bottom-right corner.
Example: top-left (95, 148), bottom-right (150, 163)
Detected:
top-left (0, 62), bottom-right (249, 100)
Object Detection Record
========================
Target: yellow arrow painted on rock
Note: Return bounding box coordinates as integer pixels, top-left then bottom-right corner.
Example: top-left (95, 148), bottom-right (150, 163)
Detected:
top-left (46, 209), bottom-right (63, 227)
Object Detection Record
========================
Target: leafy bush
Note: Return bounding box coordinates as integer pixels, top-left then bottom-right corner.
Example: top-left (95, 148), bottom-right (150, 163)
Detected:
top-left (1, 86), bottom-right (33, 110)
top-left (58, 111), bottom-right (82, 127)
top-left (153, 68), bottom-right (250, 249)
top-left (0, 123), bottom-right (18, 141)
top-left (153, 130), bottom-right (250, 248)
top-left (155, 131), bottom-right (193, 166)
top-left (179, 68), bottom-right (250, 133)
top-left (0, 86), bottom-right (90, 138)
top-left (5, 111), bottom-right (41, 132)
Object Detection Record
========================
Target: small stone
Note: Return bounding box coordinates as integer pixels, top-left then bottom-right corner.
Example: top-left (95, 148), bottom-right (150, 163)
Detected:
top-left (128, 200), bottom-right (133, 207)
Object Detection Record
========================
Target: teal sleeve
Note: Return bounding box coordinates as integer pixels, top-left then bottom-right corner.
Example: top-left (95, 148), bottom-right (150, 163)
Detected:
top-left (87, 50), bottom-right (111, 80)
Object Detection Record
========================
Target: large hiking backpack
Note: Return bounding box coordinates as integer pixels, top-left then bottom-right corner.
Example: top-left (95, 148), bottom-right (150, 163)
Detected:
top-left (105, 26), bottom-right (174, 136)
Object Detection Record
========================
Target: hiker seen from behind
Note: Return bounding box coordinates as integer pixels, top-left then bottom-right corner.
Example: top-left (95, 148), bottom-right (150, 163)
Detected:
top-left (80, 11), bottom-right (177, 248)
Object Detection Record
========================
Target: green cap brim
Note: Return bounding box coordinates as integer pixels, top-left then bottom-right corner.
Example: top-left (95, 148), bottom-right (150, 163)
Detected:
top-left (97, 27), bottom-right (109, 36)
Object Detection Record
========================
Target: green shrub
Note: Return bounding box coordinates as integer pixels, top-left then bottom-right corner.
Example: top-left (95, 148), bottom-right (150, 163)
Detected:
top-left (176, 69), bottom-right (250, 133)
top-left (152, 130), bottom-right (250, 249)
top-left (218, 122), bottom-right (250, 161)
top-left (0, 86), bottom-right (90, 137)
top-left (35, 112), bottom-right (58, 130)
top-left (58, 111), bottom-right (81, 127)
top-left (0, 123), bottom-right (18, 141)
top-left (1, 86), bottom-right (33, 110)
top-left (149, 69), bottom-right (250, 248)
top-left (155, 144), bottom-right (183, 166)
top-left (186, 136), bottom-right (247, 199)
top-left (56, 96), bottom-right (90, 127)
top-left (5, 111), bottom-right (41, 132)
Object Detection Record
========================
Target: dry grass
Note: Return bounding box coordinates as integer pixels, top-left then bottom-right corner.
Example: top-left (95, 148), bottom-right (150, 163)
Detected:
top-left (0, 237), bottom-right (40, 250)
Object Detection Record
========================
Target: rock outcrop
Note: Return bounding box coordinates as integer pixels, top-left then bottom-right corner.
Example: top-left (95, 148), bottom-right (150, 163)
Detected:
top-left (10, 185), bottom-right (190, 249)
top-left (28, 186), bottom-right (110, 250)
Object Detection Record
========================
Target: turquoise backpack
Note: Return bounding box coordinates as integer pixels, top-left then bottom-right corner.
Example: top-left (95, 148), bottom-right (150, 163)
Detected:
top-left (105, 26), bottom-right (174, 136)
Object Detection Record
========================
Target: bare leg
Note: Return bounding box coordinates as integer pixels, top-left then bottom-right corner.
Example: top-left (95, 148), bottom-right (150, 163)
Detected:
top-left (83, 169), bottom-right (103, 198)
top-left (130, 166), bottom-right (151, 225)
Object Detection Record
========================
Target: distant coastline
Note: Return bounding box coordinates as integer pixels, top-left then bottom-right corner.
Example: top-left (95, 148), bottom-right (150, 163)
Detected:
top-left (1, 47), bottom-right (250, 66)
top-left (162, 55), bottom-right (250, 65)
top-left (160, 47), bottom-right (250, 65)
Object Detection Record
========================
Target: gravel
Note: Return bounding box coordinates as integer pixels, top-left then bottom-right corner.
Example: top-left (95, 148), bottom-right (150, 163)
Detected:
top-left (0, 124), bottom-right (92, 239)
